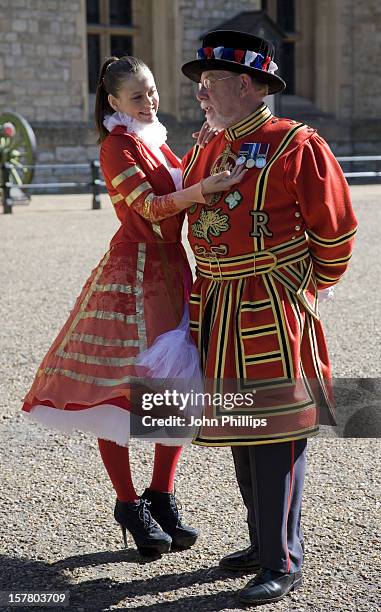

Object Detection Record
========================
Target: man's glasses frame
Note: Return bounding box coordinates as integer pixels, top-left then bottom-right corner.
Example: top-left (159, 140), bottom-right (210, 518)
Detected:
top-left (198, 75), bottom-right (239, 90)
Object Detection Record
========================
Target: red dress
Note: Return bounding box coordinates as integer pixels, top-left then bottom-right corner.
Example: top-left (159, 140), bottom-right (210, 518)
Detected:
top-left (22, 126), bottom-right (192, 446)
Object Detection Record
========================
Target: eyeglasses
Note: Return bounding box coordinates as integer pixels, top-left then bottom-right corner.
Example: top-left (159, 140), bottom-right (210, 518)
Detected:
top-left (198, 75), bottom-right (238, 90)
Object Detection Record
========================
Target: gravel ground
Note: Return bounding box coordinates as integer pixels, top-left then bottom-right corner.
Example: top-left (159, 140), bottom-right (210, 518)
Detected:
top-left (0, 188), bottom-right (380, 611)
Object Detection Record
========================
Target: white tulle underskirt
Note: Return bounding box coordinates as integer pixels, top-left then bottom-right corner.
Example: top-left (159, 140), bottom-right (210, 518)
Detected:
top-left (23, 403), bottom-right (192, 447)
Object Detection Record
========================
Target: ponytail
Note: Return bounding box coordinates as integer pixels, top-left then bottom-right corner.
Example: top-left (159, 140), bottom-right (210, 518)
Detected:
top-left (94, 57), bottom-right (118, 144)
top-left (94, 55), bottom-right (149, 144)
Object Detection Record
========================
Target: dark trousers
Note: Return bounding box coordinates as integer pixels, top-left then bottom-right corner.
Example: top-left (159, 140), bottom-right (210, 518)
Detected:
top-left (231, 438), bottom-right (307, 574)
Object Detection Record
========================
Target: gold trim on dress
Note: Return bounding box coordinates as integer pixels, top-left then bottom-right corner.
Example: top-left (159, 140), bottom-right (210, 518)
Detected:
top-left (55, 348), bottom-right (136, 367)
top-left (136, 243), bottom-right (147, 351)
top-left (111, 194), bottom-right (124, 204)
top-left (70, 333), bottom-right (139, 348)
top-left (111, 165), bottom-right (144, 188)
top-left (141, 193), bottom-right (154, 219)
top-left (125, 182), bottom-right (152, 206)
top-left (39, 366), bottom-right (140, 387)
top-left (94, 283), bottom-right (139, 295)
top-left (80, 310), bottom-right (137, 324)
top-left (57, 251), bottom-right (111, 355)
top-left (152, 222), bottom-right (163, 239)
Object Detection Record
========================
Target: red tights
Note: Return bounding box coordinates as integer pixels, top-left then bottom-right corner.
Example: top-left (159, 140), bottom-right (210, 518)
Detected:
top-left (98, 439), bottom-right (183, 502)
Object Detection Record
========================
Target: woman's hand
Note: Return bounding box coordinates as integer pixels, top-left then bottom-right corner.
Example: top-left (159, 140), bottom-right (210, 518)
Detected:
top-left (201, 164), bottom-right (248, 195)
top-left (192, 122), bottom-right (220, 148)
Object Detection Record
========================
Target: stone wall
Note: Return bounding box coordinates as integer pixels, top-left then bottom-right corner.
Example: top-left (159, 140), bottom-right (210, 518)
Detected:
top-left (0, 0), bottom-right (87, 123)
top-left (312, 0), bottom-right (381, 152)
top-left (352, 0), bottom-right (381, 121)
top-left (179, 0), bottom-right (261, 120)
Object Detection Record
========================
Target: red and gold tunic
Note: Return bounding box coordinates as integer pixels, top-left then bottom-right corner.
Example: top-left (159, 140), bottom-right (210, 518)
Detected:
top-left (182, 103), bottom-right (358, 447)
top-left (22, 126), bottom-right (191, 445)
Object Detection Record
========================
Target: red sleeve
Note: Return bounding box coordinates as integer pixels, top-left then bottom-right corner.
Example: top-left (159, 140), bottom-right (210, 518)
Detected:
top-left (284, 132), bottom-right (358, 289)
top-left (100, 135), bottom-right (179, 222)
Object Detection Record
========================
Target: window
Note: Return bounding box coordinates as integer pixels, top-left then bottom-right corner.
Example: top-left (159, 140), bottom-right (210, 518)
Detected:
top-left (276, 0), bottom-right (295, 33)
top-left (109, 0), bottom-right (132, 26)
top-left (276, 0), bottom-right (296, 95)
top-left (86, 0), bottom-right (134, 93)
top-left (87, 34), bottom-right (100, 93)
top-left (86, 0), bottom-right (100, 24)
top-left (110, 35), bottom-right (133, 57)
top-left (281, 42), bottom-right (295, 95)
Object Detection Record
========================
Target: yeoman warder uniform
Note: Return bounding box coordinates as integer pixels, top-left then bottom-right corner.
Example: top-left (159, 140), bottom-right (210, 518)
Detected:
top-left (182, 30), bottom-right (357, 603)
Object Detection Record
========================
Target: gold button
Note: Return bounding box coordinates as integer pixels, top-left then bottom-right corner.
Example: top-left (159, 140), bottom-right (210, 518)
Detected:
top-left (295, 201), bottom-right (299, 205)
top-left (295, 225), bottom-right (301, 231)
top-left (291, 235), bottom-right (296, 240)
top-left (295, 212), bottom-right (300, 217)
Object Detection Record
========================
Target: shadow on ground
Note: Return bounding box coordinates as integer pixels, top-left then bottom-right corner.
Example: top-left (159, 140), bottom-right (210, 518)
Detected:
top-left (0, 552), bottom-right (251, 611)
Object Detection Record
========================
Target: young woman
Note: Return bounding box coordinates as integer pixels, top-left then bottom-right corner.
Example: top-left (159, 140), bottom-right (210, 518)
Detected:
top-left (22, 56), bottom-right (246, 557)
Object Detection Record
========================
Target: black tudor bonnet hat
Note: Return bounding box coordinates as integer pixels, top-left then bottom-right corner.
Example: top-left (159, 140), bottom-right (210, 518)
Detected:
top-left (181, 30), bottom-right (286, 95)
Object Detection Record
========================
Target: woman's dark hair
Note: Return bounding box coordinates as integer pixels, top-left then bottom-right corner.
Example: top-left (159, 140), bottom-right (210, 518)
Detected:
top-left (94, 55), bottom-right (149, 143)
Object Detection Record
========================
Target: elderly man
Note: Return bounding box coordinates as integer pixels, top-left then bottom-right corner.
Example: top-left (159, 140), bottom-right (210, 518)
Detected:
top-left (181, 30), bottom-right (357, 605)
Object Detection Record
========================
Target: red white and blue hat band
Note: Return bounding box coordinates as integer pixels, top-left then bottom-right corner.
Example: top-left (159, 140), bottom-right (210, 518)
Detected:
top-left (197, 46), bottom-right (279, 74)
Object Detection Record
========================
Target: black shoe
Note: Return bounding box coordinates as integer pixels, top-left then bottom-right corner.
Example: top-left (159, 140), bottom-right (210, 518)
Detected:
top-left (141, 488), bottom-right (198, 549)
top-left (238, 568), bottom-right (302, 605)
top-left (114, 498), bottom-right (172, 557)
top-left (219, 545), bottom-right (261, 572)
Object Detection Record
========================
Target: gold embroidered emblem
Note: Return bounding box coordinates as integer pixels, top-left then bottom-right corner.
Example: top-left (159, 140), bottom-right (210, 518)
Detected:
top-left (192, 208), bottom-right (230, 243)
top-left (208, 143), bottom-right (238, 206)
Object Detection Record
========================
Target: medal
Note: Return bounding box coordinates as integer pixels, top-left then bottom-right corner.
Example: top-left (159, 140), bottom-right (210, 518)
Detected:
top-left (254, 143), bottom-right (270, 169)
top-left (236, 143), bottom-right (257, 168)
top-left (245, 142), bottom-right (260, 169)
top-left (255, 157), bottom-right (266, 168)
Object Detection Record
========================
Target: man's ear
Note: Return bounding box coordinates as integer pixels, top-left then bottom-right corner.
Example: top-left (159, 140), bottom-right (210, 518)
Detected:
top-left (108, 93), bottom-right (119, 112)
top-left (240, 74), bottom-right (251, 97)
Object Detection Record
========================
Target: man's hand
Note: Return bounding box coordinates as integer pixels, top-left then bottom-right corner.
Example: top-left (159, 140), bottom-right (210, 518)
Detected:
top-left (192, 122), bottom-right (220, 148)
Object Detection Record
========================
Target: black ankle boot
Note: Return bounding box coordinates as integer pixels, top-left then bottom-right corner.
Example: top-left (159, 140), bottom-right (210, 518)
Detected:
top-left (141, 488), bottom-right (198, 549)
top-left (114, 498), bottom-right (172, 556)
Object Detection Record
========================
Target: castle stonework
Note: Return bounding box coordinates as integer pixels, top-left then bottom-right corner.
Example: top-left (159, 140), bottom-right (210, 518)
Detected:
top-left (178, 0), bottom-right (261, 120)
top-left (0, 0), bottom-right (87, 123)
top-left (0, 0), bottom-right (379, 170)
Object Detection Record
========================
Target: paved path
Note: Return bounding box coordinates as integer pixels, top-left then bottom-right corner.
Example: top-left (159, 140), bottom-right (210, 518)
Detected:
top-left (0, 188), bottom-right (380, 611)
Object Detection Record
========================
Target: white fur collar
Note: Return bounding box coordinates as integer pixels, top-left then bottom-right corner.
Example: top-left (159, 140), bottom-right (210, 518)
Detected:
top-left (103, 112), bottom-right (168, 149)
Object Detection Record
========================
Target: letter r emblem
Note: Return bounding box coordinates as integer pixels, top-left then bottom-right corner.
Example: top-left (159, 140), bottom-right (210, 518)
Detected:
top-left (250, 211), bottom-right (273, 237)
